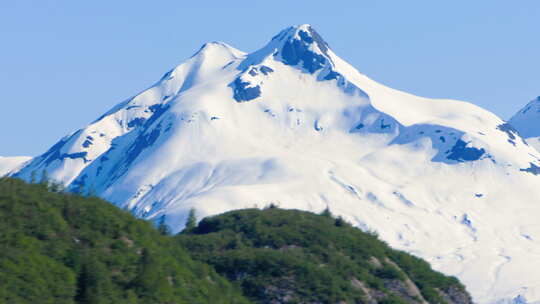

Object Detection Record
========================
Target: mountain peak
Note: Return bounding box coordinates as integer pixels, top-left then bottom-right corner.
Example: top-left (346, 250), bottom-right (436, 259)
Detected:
top-left (191, 41), bottom-right (244, 59)
top-left (239, 24), bottom-right (333, 75)
top-left (271, 24), bottom-right (329, 54)
top-left (13, 25), bottom-right (540, 303)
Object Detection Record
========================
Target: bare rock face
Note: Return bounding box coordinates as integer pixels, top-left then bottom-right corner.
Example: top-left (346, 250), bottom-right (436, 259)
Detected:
top-left (438, 286), bottom-right (475, 304)
top-left (348, 257), bottom-right (472, 304)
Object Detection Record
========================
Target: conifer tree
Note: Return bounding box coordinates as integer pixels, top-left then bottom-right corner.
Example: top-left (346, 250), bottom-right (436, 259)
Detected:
top-left (185, 208), bottom-right (197, 231)
top-left (132, 248), bottom-right (173, 301)
top-left (49, 180), bottom-right (64, 193)
top-left (76, 254), bottom-right (113, 304)
top-left (132, 248), bottom-right (158, 296)
top-left (266, 202), bottom-right (278, 209)
top-left (157, 215), bottom-right (170, 235)
top-left (334, 216), bottom-right (346, 227)
top-left (320, 206), bottom-right (332, 218)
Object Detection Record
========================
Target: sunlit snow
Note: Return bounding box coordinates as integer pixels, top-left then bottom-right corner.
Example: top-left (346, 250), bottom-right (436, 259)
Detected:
top-left (11, 25), bottom-right (540, 303)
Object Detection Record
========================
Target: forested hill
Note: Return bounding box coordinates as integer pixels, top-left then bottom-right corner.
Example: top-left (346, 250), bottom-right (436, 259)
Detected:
top-left (0, 177), bottom-right (249, 304)
top-left (177, 208), bottom-right (473, 304)
top-left (0, 177), bottom-right (472, 303)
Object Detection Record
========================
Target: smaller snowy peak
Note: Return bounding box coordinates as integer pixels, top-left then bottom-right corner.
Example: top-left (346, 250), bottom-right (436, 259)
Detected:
top-left (156, 40), bottom-right (245, 90)
top-left (159, 40), bottom-right (245, 95)
top-left (190, 41), bottom-right (245, 61)
top-left (13, 39), bottom-right (247, 186)
top-left (509, 96), bottom-right (540, 138)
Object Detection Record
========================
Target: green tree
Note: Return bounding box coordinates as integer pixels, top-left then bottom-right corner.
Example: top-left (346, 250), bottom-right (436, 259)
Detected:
top-left (157, 215), bottom-right (170, 236)
top-left (320, 206), bottom-right (332, 218)
top-left (265, 202), bottom-right (278, 209)
top-left (49, 180), bottom-right (65, 193)
top-left (334, 216), bottom-right (346, 227)
top-left (132, 248), bottom-right (173, 302)
top-left (185, 208), bottom-right (197, 231)
top-left (75, 254), bottom-right (113, 304)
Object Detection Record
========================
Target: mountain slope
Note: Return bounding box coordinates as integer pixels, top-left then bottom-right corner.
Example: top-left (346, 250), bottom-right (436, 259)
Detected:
top-left (178, 207), bottom-right (472, 304)
top-left (0, 177), bottom-right (250, 303)
top-left (0, 156), bottom-right (30, 176)
top-left (12, 24), bottom-right (540, 303)
top-left (509, 96), bottom-right (540, 151)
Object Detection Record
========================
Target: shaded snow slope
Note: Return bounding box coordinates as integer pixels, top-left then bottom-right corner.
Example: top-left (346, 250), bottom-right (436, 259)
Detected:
top-left (13, 25), bottom-right (540, 303)
top-left (509, 96), bottom-right (540, 151)
top-left (0, 156), bottom-right (31, 176)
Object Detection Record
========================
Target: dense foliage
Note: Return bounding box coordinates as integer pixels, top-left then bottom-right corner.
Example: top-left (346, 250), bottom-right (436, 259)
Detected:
top-left (0, 177), bottom-right (249, 304)
top-left (0, 177), bottom-right (471, 303)
top-left (177, 207), bottom-right (471, 304)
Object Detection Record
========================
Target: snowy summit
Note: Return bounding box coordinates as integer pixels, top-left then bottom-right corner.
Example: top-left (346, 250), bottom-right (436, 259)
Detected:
top-left (10, 25), bottom-right (540, 303)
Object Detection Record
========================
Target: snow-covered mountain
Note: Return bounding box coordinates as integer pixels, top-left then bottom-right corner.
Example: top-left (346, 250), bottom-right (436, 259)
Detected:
top-left (11, 25), bottom-right (540, 303)
top-left (0, 156), bottom-right (31, 176)
top-left (509, 96), bottom-right (540, 151)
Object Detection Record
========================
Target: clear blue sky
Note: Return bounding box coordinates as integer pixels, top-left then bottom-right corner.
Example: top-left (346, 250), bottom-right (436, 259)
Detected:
top-left (1, 1), bottom-right (538, 156)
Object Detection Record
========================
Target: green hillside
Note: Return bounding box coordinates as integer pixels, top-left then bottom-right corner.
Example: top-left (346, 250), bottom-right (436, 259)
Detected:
top-left (0, 177), bottom-right (473, 303)
top-left (177, 207), bottom-right (473, 304)
top-left (0, 177), bottom-right (249, 304)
